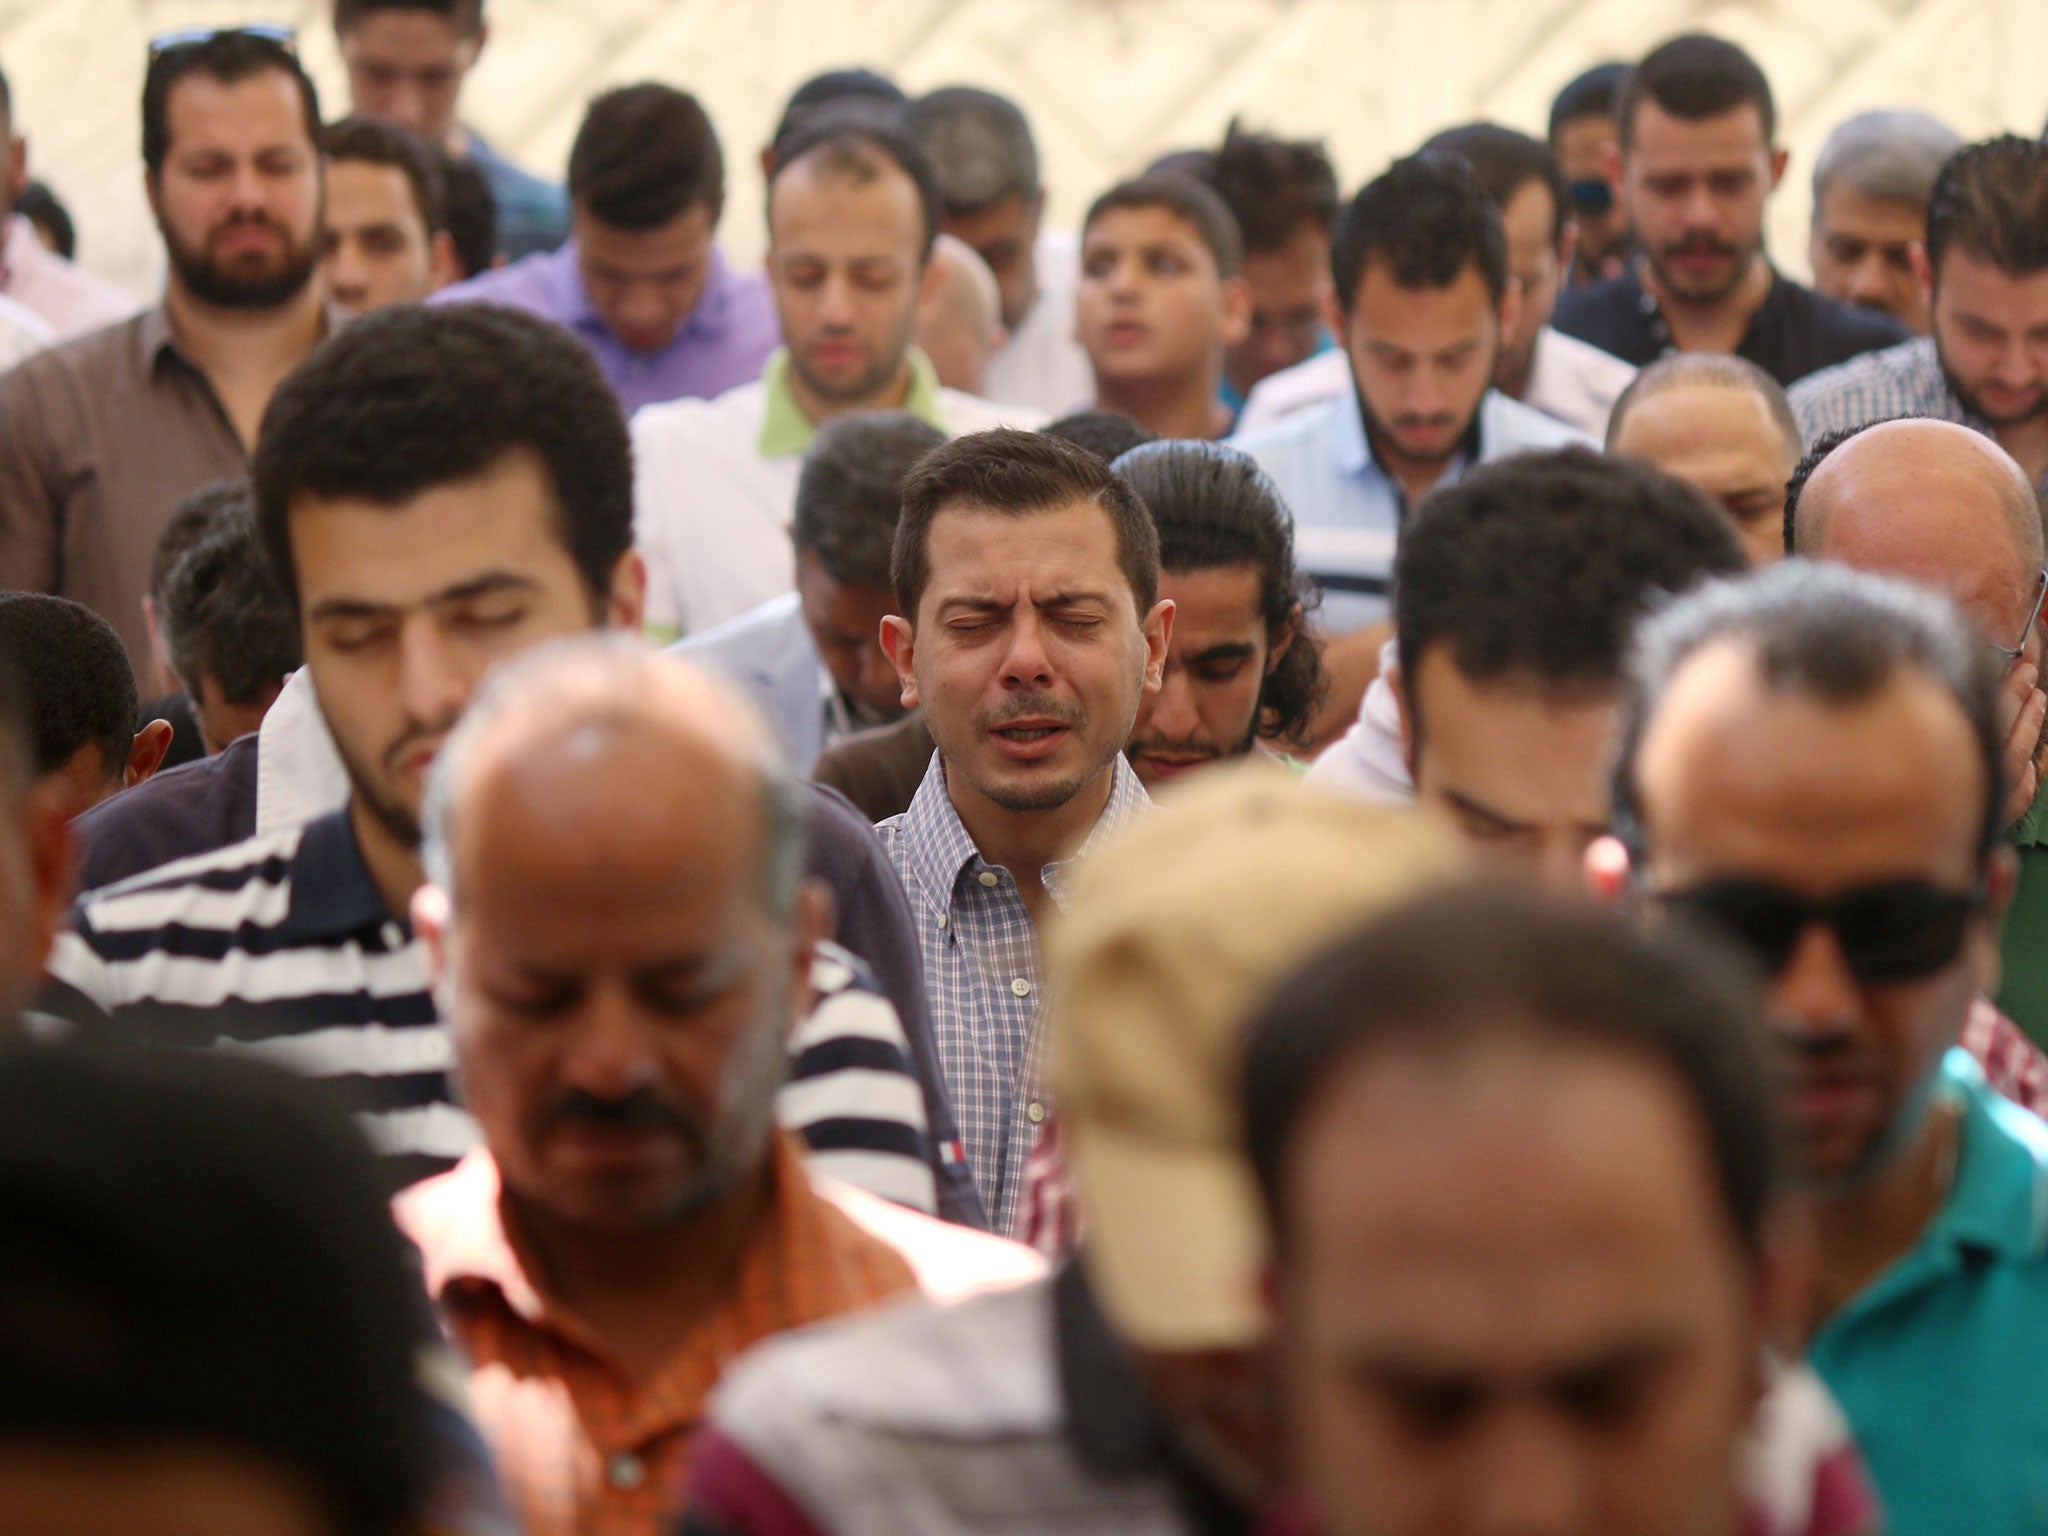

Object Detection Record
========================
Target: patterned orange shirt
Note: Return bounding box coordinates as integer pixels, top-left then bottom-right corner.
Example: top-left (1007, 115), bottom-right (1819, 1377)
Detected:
top-left (394, 1133), bottom-right (917, 1536)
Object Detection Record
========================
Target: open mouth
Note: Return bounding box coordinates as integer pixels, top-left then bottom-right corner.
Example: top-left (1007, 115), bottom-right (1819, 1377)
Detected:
top-left (990, 719), bottom-right (1072, 760)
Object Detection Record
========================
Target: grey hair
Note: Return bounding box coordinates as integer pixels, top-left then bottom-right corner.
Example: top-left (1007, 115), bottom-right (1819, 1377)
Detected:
top-left (903, 86), bottom-right (1039, 212)
top-left (420, 635), bottom-right (810, 921)
top-left (1612, 560), bottom-right (2005, 866)
top-left (1607, 351), bottom-right (1801, 462)
top-left (1812, 109), bottom-right (1965, 211)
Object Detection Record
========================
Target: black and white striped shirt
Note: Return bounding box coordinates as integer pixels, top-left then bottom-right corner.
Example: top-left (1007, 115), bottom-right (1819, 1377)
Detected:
top-left (41, 807), bottom-right (939, 1209)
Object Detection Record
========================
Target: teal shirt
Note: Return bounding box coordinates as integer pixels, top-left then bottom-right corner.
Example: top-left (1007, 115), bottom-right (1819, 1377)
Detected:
top-left (1810, 1049), bottom-right (2048, 1534)
top-left (1998, 778), bottom-right (2048, 1049)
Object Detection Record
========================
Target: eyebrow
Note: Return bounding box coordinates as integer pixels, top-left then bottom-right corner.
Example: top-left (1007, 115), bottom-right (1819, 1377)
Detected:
top-left (307, 570), bottom-right (543, 623)
top-left (1186, 640), bottom-right (1258, 665)
top-left (1441, 785), bottom-right (1526, 834)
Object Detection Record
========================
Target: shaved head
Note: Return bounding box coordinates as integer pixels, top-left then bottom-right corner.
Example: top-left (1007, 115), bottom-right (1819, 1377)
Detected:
top-left (1795, 419), bottom-right (2043, 642)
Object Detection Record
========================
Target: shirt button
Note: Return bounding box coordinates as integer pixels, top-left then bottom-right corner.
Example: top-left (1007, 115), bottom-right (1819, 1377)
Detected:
top-left (937, 913), bottom-right (949, 930)
top-left (381, 921), bottom-right (404, 949)
top-left (1010, 977), bottom-right (1032, 998)
top-left (607, 1452), bottom-right (645, 1490)
top-left (978, 870), bottom-right (999, 888)
top-left (1027, 1100), bottom-right (1047, 1124)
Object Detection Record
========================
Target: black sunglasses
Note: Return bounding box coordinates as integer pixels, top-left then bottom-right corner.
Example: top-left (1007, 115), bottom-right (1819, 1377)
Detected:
top-left (1654, 877), bottom-right (1985, 986)
top-left (1570, 177), bottom-right (1614, 217)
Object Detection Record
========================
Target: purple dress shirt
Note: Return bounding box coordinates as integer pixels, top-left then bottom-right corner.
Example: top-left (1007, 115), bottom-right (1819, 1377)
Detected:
top-left (432, 242), bottom-right (779, 416)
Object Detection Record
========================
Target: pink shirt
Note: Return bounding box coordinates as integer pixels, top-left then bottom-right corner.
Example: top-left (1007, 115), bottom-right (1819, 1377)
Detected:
top-left (2, 215), bottom-right (139, 340)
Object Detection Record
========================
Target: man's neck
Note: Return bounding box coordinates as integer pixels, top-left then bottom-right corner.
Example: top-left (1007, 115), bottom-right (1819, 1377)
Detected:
top-left (1993, 415), bottom-right (2048, 489)
top-left (787, 355), bottom-right (915, 432)
top-left (1495, 341), bottom-right (1537, 406)
top-left (946, 760), bottom-right (1115, 925)
top-left (1094, 362), bottom-right (1229, 442)
top-left (162, 276), bottom-right (327, 450)
top-left (1638, 252), bottom-right (1773, 355)
top-left (348, 796), bottom-right (425, 922)
top-left (506, 1162), bottom-right (774, 1384)
top-left (1364, 422), bottom-right (1466, 513)
top-left (1801, 1098), bottom-right (1959, 1331)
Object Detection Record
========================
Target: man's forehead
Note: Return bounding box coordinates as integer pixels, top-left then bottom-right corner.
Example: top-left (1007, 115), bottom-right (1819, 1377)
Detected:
top-left (1628, 99), bottom-right (1770, 160)
top-left (166, 69), bottom-right (312, 142)
top-left (1808, 430), bottom-right (2034, 567)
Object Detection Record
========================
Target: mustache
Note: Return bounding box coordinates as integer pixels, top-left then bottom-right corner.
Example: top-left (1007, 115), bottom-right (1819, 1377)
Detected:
top-left (1663, 233), bottom-right (1740, 259)
top-left (381, 713), bottom-right (460, 778)
top-left (977, 693), bottom-right (1084, 732)
top-left (542, 1087), bottom-right (705, 1142)
top-left (1129, 734), bottom-right (1221, 759)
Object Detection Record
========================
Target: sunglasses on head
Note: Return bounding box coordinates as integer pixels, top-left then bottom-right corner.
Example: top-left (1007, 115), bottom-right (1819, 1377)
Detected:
top-left (1570, 177), bottom-right (1613, 217)
top-left (1654, 877), bottom-right (1985, 986)
top-left (148, 23), bottom-right (297, 60)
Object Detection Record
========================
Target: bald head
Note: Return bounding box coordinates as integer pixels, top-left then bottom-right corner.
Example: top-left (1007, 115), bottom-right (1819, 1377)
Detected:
top-left (917, 232), bottom-right (1004, 395)
top-left (422, 637), bottom-right (806, 919)
top-left (1794, 419), bottom-right (2044, 644)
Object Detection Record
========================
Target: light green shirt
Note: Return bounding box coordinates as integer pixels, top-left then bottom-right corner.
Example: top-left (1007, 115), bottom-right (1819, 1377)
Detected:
top-left (756, 348), bottom-right (949, 459)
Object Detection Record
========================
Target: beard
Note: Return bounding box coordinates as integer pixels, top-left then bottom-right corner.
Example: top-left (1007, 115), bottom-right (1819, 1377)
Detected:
top-left (332, 714), bottom-right (459, 853)
top-left (1643, 228), bottom-right (1757, 305)
top-left (1127, 708), bottom-right (1263, 769)
top-left (1937, 335), bottom-right (2048, 430)
top-left (789, 308), bottom-right (919, 406)
top-left (1357, 359), bottom-right (1491, 477)
top-left (163, 211), bottom-right (319, 310)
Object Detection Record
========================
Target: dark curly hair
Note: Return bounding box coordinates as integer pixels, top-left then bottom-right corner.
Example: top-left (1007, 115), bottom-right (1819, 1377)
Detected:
top-left (1112, 440), bottom-right (1326, 746)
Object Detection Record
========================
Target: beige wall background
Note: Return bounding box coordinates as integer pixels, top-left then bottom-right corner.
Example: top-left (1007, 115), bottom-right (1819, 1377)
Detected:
top-left (11, 0), bottom-right (2048, 299)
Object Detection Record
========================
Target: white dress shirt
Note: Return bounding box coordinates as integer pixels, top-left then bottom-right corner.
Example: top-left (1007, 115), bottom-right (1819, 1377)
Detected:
top-left (980, 229), bottom-right (1095, 418)
top-left (1, 216), bottom-right (139, 340)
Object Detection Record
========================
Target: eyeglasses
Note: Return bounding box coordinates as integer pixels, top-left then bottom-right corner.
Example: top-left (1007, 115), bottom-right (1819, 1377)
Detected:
top-left (148, 23), bottom-right (297, 59)
top-left (1991, 568), bottom-right (2048, 667)
top-left (1654, 876), bottom-right (1986, 986)
top-left (1569, 177), bottom-right (1614, 217)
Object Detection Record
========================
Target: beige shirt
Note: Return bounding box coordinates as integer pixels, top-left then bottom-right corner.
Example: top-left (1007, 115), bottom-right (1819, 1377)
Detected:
top-left (0, 304), bottom-right (325, 679)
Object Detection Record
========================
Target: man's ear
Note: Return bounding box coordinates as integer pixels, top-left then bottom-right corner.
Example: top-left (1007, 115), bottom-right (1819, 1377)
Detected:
top-left (411, 882), bottom-right (452, 979)
top-left (1912, 242), bottom-right (1935, 311)
top-left (1142, 598), bottom-right (1175, 695)
top-left (1388, 657), bottom-right (1417, 775)
top-left (916, 248), bottom-right (948, 315)
top-left (1218, 274), bottom-right (1253, 351)
top-left (602, 549), bottom-right (648, 634)
top-left (427, 230), bottom-right (462, 292)
top-left (1265, 601), bottom-right (1302, 677)
top-left (125, 719), bottom-right (174, 789)
top-left (880, 614), bottom-right (920, 710)
top-left (1556, 218), bottom-right (1579, 278)
top-left (18, 776), bottom-right (75, 984)
top-left (1496, 275), bottom-right (1525, 347)
top-left (1767, 145), bottom-right (1790, 195)
top-left (785, 877), bottom-right (834, 1036)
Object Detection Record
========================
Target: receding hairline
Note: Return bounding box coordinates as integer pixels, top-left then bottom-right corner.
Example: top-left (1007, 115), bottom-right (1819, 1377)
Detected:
top-left (1794, 420), bottom-right (2045, 570)
top-left (1608, 353), bottom-right (1800, 460)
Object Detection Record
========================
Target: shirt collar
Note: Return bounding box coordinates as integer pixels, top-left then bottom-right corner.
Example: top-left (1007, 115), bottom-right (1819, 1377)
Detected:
top-left (405, 1149), bottom-right (547, 1321)
top-left (276, 806), bottom-right (398, 943)
top-left (898, 751), bottom-right (1149, 914)
top-left (757, 347), bottom-right (947, 459)
top-left (142, 299), bottom-right (348, 379)
top-left (1927, 1048), bottom-right (2048, 1262)
top-left (560, 242), bottom-right (738, 343)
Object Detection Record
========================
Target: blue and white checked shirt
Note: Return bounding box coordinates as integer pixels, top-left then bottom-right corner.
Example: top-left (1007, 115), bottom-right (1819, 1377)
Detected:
top-left (1229, 385), bottom-right (1593, 634)
top-left (1787, 337), bottom-right (2032, 475)
top-left (878, 752), bottom-right (1149, 1235)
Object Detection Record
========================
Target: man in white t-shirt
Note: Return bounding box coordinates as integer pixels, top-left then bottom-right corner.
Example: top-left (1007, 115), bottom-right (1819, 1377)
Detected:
top-left (631, 111), bottom-right (1038, 640)
top-left (905, 87), bottom-right (1093, 418)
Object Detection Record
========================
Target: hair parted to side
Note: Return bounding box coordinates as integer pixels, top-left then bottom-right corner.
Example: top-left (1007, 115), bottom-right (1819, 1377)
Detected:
top-left (1331, 153), bottom-right (1508, 311)
top-left (251, 304), bottom-right (633, 613)
top-left (1395, 446), bottom-right (1746, 738)
top-left (1612, 560), bottom-right (2006, 866)
top-left (1241, 882), bottom-right (1778, 1261)
top-left (322, 115), bottom-right (447, 233)
top-left (143, 29), bottom-right (321, 177)
top-left (792, 411), bottom-right (946, 591)
top-left (1926, 135), bottom-right (2048, 278)
top-left (1084, 172), bottom-right (1244, 278)
top-left (569, 83), bottom-right (725, 231)
top-left (892, 427), bottom-right (1161, 621)
top-left (1617, 33), bottom-right (1776, 153)
top-left (1112, 440), bottom-right (1326, 746)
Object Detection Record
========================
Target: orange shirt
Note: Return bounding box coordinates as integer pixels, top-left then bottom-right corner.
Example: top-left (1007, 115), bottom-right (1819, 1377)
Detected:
top-left (395, 1133), bottom-right (917, 1536)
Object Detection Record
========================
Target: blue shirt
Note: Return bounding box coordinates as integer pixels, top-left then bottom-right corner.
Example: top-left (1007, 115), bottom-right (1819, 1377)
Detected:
top-left (1810, 1049), bottom-right (2048, 1535)
top-left (463, 132), bottom-right (568, 262)
top-left (1229, 385), bottom-right (1592, 633)
top-left (435, 242), bottom-right (780, 417)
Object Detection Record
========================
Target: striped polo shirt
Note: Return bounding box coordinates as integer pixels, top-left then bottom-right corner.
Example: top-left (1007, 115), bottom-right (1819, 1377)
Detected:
top-left (40, 806), bottom-right (938, 1209)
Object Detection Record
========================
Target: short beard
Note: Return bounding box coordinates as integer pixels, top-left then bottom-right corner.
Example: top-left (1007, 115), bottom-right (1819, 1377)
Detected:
top-left (163, 219), bottom-right (318, 311)
top-left (1937, 331), bottom-right (2048, 430)
top-left (790, 311), bottom-right (918, 407)
top-left (1643, 232), bottom-right (1756, 306)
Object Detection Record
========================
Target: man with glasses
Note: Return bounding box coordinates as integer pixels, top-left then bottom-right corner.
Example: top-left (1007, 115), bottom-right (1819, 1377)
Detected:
top-left (1548, 62), bottom-right (1632, 286)
top-left (1596, 560), bottom-right (2048, 1536)
top-left (1787, 417), bottom-right (2048, 1050)
top-left (0, 26), bottom-right (333, 682)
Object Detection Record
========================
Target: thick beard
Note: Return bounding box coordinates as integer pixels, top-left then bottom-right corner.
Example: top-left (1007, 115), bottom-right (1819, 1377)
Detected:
top-left (333, 733), bottom-right (423, 852)
top-left (1937, 335), bottom-right (2048, 430)
top-left (163, 220), bottom-right (319, 311)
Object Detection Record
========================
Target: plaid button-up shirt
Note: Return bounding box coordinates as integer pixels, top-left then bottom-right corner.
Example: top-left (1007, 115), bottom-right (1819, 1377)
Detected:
top-left (878, 753), bottom-right (1149, 1235)
top-left (1788, 338), bottom-right (2039, 485)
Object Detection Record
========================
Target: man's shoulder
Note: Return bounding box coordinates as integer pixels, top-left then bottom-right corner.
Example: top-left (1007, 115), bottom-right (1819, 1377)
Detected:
top-left (632, 376), bottom-right (769, 441)
top-left (1481, 388), bottom-right (1599, 454)
top-left (1230, 391), bottom-right (1346, 460)
top-left (73, 819), bottom-right (309, 931)
top-left (937, 387), bottom-right (1048, 435)
top-left (0, 309), bottom-right (148, 394)
top-left (672, 592), bottom-right (807, 666)
top-left (1788, 336), bottom-right (1939, 412)
top-left (1550, 271), bottom-right (1651, 354)
top-left (75, 735), bottom-right (260, 895)
top-left (1787, 277), bottom-right (1914, 350)
top-left (431, 248), bottom-right (563, 310)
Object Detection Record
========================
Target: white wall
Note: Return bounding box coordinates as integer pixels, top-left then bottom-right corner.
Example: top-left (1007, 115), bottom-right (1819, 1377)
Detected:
top-left (15, 0), bottom-right (2048, 298)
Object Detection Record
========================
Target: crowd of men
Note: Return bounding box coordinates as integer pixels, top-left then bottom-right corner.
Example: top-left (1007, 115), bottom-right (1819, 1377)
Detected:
top-left (1, 4), bottom-right (2047, 1533)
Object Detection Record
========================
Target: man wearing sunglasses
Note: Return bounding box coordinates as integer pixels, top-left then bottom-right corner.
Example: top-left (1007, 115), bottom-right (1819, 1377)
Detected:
top-left (1787, 417), bottom-right (2048, 1048)
top-left (0, 26), bottom-right (333, 684)
top-left (1599, 559), bottom-right (2048, 1536)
